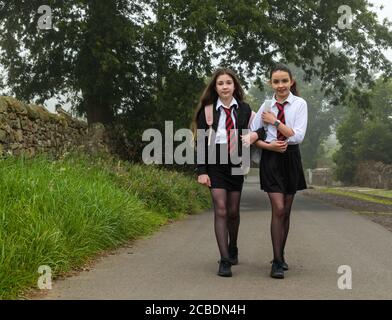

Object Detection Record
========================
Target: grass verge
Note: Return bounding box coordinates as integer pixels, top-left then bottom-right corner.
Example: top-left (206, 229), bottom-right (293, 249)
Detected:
top-left (317, 188), bottom-right (392, 206)
top-left (0, 153), bottom-right (210, 299)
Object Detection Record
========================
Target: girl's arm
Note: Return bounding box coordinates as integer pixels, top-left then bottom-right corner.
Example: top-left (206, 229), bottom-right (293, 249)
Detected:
top-left (254, 140), bottom-right (287, 153)
top-left (262, 100), bottom-right (308, 144)
top-left (262, 111), bottom-right (294, 138)
top-left (241, 102), bottom-right (266, 146)
top-left (250, 102), bottom-right (265, 131)
top-left (288, 101), bottom-right (308, 144)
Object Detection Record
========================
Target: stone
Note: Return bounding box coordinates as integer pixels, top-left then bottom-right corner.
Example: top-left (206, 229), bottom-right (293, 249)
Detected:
top-left (15, 130), bottom-right (23, 142)
top-left (0, 129), bottom-right (6, 142)
top-left (21, 118), bottom-right (33, 131)
top-left (28, 147), bottom-right (35, 157)
top-left (4, 97), bottom-right (27, 115)
top-left (0, 96), bottom-right (8, 113)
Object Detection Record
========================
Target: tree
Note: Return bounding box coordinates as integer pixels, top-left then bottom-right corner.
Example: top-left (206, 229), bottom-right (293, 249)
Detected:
top-left (0, 0), bottom-right (149, 124)
top-left (333, 107), bottom-right (364, 184)
top-left (333, 78), bottom-right (392, 184)
top-left (354, 79), bottom-right (392, 164)
top-left (1, 0), bottom-right (392, 128)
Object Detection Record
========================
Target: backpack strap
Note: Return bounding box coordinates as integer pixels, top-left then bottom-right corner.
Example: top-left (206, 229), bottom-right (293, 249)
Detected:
top-left (204, 105), bottom-right (255, 145)
top-left (204, 104), bottom-right (214, 145)
top-left (204, 104), bottom-right (214, 126)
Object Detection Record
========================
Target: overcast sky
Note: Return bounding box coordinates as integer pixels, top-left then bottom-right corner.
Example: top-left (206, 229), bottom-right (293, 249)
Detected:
top-left (370, 0), bottom-right (392, 20)
top-left (369, 0), bottom-right (392, 60)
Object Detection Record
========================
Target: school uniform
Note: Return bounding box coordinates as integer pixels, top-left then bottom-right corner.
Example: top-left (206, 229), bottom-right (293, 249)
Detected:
top-left (250, 92), bottom-right (308, 194)
top-left (196, 98), bottom-right (253, 191)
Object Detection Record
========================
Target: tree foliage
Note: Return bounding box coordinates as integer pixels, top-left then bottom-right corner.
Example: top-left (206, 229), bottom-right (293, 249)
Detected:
top-left (333, 78), bottom-right (392, 184)
top-left (1, 0), bottom-right (392, 162)
top-left (0, 0), bottom-right (149, 124)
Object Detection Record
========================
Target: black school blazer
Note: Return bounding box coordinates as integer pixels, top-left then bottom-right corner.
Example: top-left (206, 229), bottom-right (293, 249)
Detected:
top-left (196, 100), bottom-right (252, 176)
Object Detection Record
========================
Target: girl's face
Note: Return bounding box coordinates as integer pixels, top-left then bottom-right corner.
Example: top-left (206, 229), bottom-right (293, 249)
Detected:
top-left (215, 74), bottom-right (235, 101)
top-left (270, 70), bottom-right (293, 100)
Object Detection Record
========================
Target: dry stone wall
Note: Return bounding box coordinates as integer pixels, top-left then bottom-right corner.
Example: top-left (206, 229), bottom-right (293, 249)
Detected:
top-left (356, 161), bottom-right (392, 189)
top-left (0, 96), bottom-right (118, 158)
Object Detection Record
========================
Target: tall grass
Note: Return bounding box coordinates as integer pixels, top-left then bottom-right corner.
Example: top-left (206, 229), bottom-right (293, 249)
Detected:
top-left (117, 163), bottom-right (211, 218)
top-left (0, 154), bottom-right (210, 299)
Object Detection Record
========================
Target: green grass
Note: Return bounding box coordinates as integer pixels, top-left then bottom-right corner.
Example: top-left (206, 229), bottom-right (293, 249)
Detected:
top-left (319, 188), bottom-right (392, 206)
top-left (329, 187), bottom-right (392, 199)
top-left (357, 189), bottom-right (392, 199)
top-left (0, 154), bottom-right (210, 299)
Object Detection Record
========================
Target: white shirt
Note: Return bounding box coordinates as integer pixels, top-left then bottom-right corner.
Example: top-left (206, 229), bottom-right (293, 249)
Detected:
top-left (250, 92), bottom-right (308, 144)
top-left (215, 97), bottom-right (239, 144)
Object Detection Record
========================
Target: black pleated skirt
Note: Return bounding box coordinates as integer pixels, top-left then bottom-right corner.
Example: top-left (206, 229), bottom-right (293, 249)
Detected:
top-left (207, 144), bottom-right (244, 191)
top-left (259, 144), bottom-right (307, 194)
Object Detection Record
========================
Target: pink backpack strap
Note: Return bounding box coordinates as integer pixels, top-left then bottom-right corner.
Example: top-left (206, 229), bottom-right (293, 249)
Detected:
top-left (204, 104), bottom-right (214, 145)
top-left (204, 104), bottom-right (213, 126)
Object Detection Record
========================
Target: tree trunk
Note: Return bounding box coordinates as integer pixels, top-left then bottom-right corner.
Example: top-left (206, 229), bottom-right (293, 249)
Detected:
top-left (85, 95), bottom-right (114, 125)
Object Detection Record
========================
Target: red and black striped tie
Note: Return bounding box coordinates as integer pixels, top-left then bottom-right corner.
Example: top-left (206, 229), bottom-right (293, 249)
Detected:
top-left (223, 106), bottom-right (237, 154)
top-left (276, 101), bottom-right (288, 141)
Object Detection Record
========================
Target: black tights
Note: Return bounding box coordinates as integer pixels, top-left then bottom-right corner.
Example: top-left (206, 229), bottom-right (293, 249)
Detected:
top-left (268, 193), bottom-right (295, 262)
top-left (210, 189), bottom-right (242, 259)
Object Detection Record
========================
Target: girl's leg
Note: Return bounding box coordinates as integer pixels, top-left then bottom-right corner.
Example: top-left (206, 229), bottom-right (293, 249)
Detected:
top-left (227, 190), bottom-right (242, 249)
top-left (268, 192), bottom-right (286, 262)
top-left (282, 194), bottom-right (295, 258)
top-left (210, 188), bottom-right (229, 259)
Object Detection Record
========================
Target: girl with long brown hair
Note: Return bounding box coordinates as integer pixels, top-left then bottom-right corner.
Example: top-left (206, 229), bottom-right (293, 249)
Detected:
top-left (193, 68), bottom-right (261, 277)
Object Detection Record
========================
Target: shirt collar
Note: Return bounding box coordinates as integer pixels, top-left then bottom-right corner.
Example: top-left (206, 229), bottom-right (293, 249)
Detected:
top-left (216, 97), bottom-right (239, 111)
top-left (273, 92), bottom-right (294, 105)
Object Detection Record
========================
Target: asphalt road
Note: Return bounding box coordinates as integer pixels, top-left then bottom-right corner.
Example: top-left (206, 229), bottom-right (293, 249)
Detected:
top-left (40, 175), bottom-right (392, 300)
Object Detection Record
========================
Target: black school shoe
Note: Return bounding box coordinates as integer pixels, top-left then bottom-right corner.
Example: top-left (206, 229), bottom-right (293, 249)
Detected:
top-left (282, 253), bottom-right (289, 270)
top-left (271, 259), bottom-right (289, 271)
top-left (217, 258), bottom-right (232, 277)
top-left (228, 246), bottom-right (238, 265)
top-left (270, 260), bottom-right (285, 279)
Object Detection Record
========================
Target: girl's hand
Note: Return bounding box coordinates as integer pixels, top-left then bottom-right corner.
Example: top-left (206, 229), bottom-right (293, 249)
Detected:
top-left (268, 140), bottom-right (288, 153)
top-left (241, 132), bottom-right (258, 147)
top-left (198, 174), bottom-right (211, 187)
top-left (262, 111), bottom-right (277, 125)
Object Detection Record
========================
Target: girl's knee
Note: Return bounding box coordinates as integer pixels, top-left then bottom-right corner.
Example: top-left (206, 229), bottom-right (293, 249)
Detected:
top-left (273, 206), bottom-right (286, 218)
top-left (214, 205), bottom-right (227, 218)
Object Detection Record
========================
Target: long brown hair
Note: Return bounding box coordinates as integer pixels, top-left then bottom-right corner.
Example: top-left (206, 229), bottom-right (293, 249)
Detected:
top-left (191, 68), bottom-right (245, 136)
top-left (269, 64), bottom-right (300, 96)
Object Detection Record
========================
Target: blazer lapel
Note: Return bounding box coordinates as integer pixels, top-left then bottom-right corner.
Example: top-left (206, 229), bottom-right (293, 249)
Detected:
top-left (236, 101), bottom-right (246, 129)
